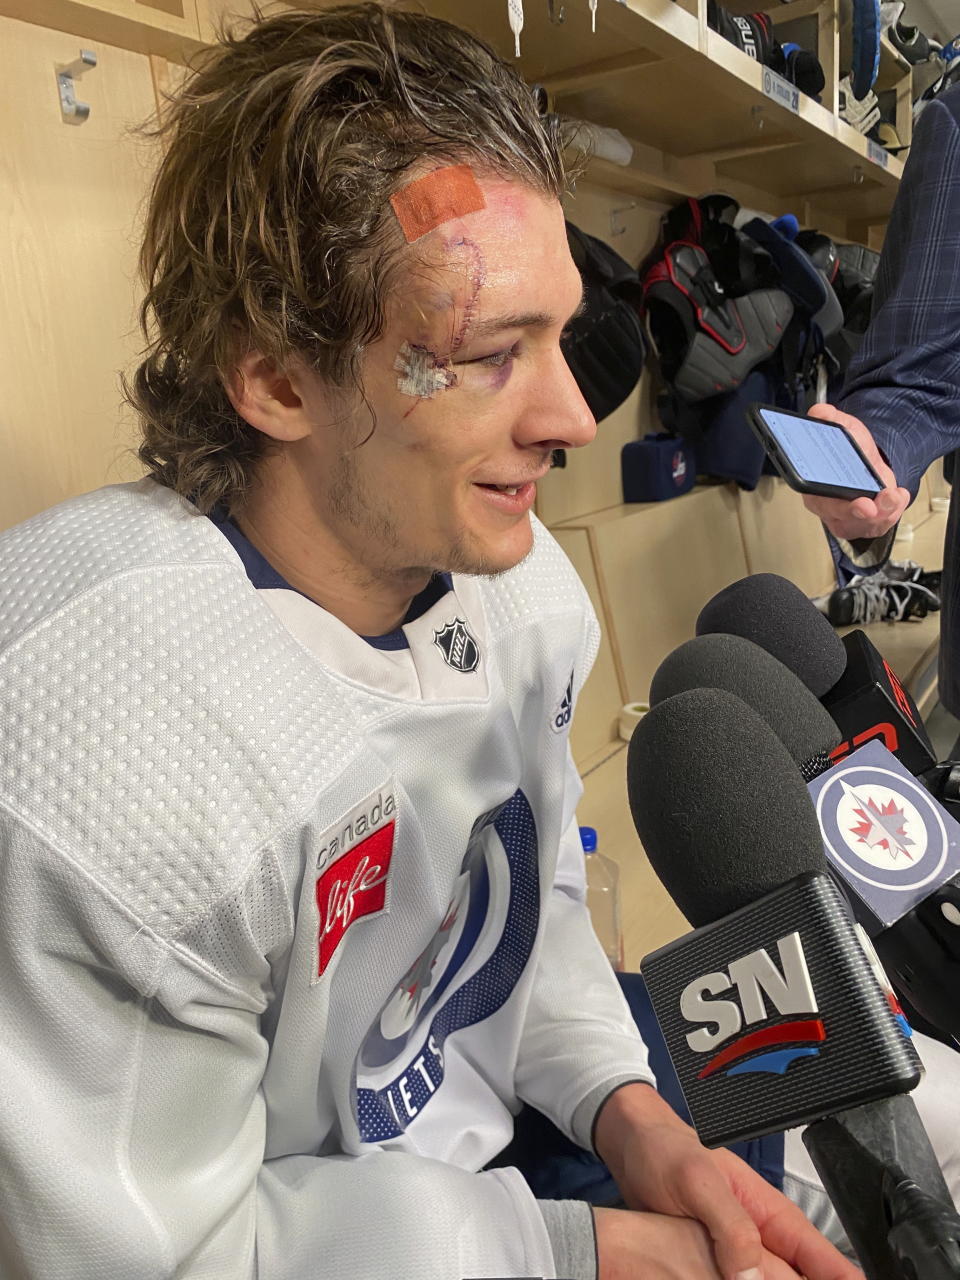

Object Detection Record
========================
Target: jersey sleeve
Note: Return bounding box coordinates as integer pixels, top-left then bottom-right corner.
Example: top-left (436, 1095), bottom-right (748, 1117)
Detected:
top-left (0, 809), bottom-right (559, 1280)
top-left (513, 753), bottom-right (654, 1147)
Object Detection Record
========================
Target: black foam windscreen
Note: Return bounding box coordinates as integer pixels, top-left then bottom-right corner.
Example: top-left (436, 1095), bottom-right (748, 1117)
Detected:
top-left (649, 633), bottom-right (841, 773)
top-left (695, 573), bottom-right (846, 698)
top-left (627, 686), bottom-right (828, 927)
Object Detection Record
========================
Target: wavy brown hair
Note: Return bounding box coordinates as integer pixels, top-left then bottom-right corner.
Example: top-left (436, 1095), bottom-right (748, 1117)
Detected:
top-left (129, 2), bottom-right (567, 513)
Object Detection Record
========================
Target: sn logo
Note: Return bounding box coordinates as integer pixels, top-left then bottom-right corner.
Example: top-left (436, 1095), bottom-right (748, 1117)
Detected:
top-left (680, 932), bottom-right (819, 1053)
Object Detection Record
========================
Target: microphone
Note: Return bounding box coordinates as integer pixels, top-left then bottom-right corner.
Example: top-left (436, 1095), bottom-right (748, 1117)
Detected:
top-left (696, 573), bottom-right (936, 775)
top-left (647, 628), bottom-right (960, 1047)
top-left (628, 687), bottom-right (960, 1278)
top-left (649, 632), bottom-right (841, 781)
top-left (695, 571), bottom-right (846, 697)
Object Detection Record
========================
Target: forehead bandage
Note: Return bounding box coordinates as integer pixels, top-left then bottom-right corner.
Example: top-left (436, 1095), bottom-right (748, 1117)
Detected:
top-left (394, 342), bottom-right (457, 399)
top-left (390, 165), bottom-right (486, 243)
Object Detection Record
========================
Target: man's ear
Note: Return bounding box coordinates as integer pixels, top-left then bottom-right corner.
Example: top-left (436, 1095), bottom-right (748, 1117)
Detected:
top-left (225, 351), bottom-right (311, 442)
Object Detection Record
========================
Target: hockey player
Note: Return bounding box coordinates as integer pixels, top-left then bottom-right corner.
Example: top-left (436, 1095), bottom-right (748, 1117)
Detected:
top-left (0, 6), bottom-right (875, 1279)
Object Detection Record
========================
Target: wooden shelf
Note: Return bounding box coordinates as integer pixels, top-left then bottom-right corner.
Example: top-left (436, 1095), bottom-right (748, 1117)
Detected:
top-left (3, 0), bottom-right (906, 235)
top-left (0, 0), bottom-right (205, 59)
top-left (425, 0), bottom-right (902, 234)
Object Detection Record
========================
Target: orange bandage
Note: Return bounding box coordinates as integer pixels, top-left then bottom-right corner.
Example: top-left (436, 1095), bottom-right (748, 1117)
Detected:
top-left (390, 165), bottom-right (486, 243)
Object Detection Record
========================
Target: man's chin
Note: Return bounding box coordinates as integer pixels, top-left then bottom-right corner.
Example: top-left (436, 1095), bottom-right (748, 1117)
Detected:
top-left (451, 535), bottom-right (535, 579)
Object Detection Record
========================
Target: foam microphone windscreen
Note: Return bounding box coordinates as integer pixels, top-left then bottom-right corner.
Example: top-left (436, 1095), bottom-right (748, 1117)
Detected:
top-left (627, 686), bottom-right (827, 926)
top-left (695, 573), bottom-right (846, 697)
top-left (649, 633), bottom-right (840, 778)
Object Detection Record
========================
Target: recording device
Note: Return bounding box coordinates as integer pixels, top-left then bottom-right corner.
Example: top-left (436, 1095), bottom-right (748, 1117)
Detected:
top-left (649, 631), bottom-right (841, 781)
top-left (697, 570), bottom-right (846, 695)
top-left (747, 403), bottom-right (884, 499)
top-left (696, 572), bottom-right (936, 775)
top-left (826, 630), bottom-right (936, 775)
top-left (631, 688), bottom-right (922, 1144)
top-left (652, 618), bottom-right (960, 1047)
top-left (628, 686), bottom-right (960, 1278)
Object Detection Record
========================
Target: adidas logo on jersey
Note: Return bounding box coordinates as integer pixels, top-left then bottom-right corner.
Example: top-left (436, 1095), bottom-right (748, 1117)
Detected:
top-left (552, 669), bottom-right (574, 733)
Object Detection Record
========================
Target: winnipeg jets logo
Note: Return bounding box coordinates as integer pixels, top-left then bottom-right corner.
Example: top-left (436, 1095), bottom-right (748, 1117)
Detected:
top-left (836, 780), bottom-right (925, 870)
top-left (378, 895), bottom-right (464, 1039)
top-left (433, 618), bottom-right (480, 673)
top-left (354, 791), bottom-right (541, 1142)
top-left (813, 746), bottom-right (960, 925)
top-left (552, 669), bottom-right (574, 733)
top-left (842, 781), bottom-right (916, 861)
top-left (815, 756), bottom-right (951, 897)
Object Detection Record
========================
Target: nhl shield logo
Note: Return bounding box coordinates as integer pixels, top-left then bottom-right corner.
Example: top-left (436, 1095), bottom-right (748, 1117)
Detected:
top-left (433, 618), bottom-right (480, 673)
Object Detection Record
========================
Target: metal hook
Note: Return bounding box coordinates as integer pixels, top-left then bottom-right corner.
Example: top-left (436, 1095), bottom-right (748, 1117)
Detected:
top-left (610, 202), bottom-right (638, 236)
top-left (751, 104), bottom-right (765, 132)
top-left (530, 83), bottom-right (551, 115)
top-left (56, 48), bottom-right (97, 124)
top-left (548, 0), bottom-right (565, 22)
top-left (853, 165), bottom-right (865, 185)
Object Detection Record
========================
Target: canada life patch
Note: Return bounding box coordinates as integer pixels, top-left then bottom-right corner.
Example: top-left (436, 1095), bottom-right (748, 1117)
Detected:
top-left (313, 787), bottom-right (397, 982)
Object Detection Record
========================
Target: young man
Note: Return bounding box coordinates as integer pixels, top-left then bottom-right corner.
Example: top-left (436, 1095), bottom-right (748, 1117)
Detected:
top-left (0, 7), bottom-right (861, 1278)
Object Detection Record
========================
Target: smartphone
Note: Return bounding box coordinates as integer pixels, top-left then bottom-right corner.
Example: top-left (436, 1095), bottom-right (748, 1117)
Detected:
top-left (746, 403), bottom-right (883, 500)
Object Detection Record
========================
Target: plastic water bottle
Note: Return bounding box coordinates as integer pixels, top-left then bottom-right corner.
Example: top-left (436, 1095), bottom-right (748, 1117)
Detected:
top-left (579, 826), bottom-right (625, 971)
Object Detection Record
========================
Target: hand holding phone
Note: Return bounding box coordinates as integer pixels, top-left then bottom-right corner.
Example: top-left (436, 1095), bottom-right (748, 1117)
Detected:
top-left (747, 402), bottom-right (883, 499)
top-left (767, 403), bottom-right (913, 542)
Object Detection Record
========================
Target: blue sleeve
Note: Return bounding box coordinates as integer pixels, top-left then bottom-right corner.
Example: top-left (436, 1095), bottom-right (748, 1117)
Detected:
top-left (839, 88), bottom-right (960, 498)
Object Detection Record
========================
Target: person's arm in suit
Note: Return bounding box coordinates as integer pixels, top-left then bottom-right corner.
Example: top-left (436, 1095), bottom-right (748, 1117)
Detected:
top-left (802, 86), bottom-right (960, 550)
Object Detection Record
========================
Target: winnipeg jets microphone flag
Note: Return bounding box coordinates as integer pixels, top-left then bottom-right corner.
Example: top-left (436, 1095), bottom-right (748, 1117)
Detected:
top-left (809, 739), bottom-right (960, 936)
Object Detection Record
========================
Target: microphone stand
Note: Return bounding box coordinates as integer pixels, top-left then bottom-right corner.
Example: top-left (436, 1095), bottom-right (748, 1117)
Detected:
top-left (919, 759), bottom-right (960, 826)
top-left (886, 1168), bottom-right (960, 1278)
top-left (803, 1094), bottom-right (960, 1278)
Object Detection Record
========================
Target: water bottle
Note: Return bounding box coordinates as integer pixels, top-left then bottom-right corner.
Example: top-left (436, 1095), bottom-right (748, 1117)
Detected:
top-left (579, 825), bottom-right (625, 971)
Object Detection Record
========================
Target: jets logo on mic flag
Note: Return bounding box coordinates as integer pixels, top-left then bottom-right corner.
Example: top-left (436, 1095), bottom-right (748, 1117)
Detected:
top-left (641, 873), bottom-right (920, 1148)
top-left (808, 739), bottom-right (960, 935)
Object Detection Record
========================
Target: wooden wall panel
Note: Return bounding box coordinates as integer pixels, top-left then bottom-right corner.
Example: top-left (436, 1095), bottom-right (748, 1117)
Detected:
top-left (563, 484), bottom-right (748, 703)
top-left (575, 743), bottom-right (687, 963)
top-left (736, 477), bottom-right (836, 596)
top-left (0, 15), bottom-right (156, 530)
top-left (553, 527), bottom-right (625, 763)
top-left (916, 468), bottom-right (933, 521)
top-left (925, 458), bottom-right (951, 510)
top-left (195, 0), bottom-right (271, 40)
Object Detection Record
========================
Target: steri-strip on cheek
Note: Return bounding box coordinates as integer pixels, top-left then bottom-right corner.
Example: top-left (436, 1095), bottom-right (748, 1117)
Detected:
top-left (393, 343), bottom-right (457, 398)
top-left (389, 164), bottom-right (486, 244)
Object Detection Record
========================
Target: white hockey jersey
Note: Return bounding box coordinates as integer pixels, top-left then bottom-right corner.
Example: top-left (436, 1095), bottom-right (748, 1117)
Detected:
top-left (0, 479), bottom-right (652, 1279)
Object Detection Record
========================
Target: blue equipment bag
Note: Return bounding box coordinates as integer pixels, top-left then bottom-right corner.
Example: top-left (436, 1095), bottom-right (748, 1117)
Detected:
top-left (622, 434), bottom-right (696, 503)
